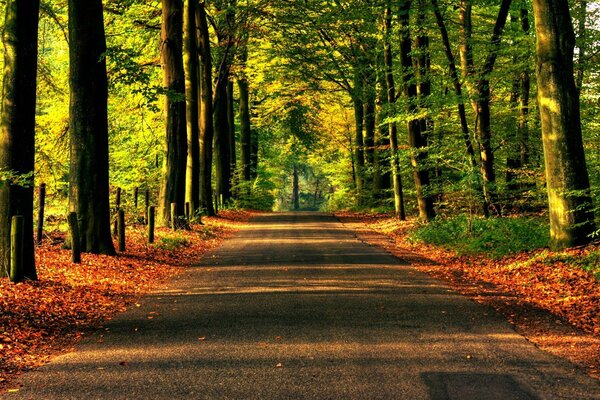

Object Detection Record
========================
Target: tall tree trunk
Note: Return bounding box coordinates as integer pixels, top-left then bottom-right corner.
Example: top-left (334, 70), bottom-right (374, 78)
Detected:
top-left (239, 77), bottom-right (252, 181)
top-left (352, 70), bottom-right (365, 204)
top-left (184, 0), bottom-right (200, 215)
top-left (159, 0), bottom-right (187, 227)
top-left (250, 128), bottom-right (258, 180)
top-left (67, 0), bottom-right (115, 254)
top-left (384, 2), bottom-right (406, 220)
top-left (227, 81), bottom-right (236, 178)
top-left (0, 0), bottom-right (40, 278)
top-left (399, 0), bottom-right (435, 222)
top-left (533, 0), bottom-right (595, 248)
top-left (214, 75), bottom-right (232, 203)
top-left (506, 9), bottom-right (531, 193)
top-left (460, 0), bottom-right (512, 216)
top-left (292, 164), bottom-right (299, 211)
top-left (196, 2), bottom-right (215, 215)
top-left (431, 0), bottom-right (479, 173)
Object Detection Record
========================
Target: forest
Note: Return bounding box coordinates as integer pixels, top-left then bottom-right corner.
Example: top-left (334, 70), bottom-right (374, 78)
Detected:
top-left (0, 0), bottom-right (599, 279)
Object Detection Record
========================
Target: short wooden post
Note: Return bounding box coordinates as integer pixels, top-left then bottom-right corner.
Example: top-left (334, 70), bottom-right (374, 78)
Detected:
top-left (185, 202), bottom-right (191, 221)
top-left (118, 208), bottom-right (126, 252)
top-left (9, 216), bottom-right (24, 283)
top-left (144, 189), bottom-right (150, 224)
top-left (170, 202), bottom-right (177, 230)
top-left (67, 212), bottom-right (81, 264)
top-left (113, 187), bottom-right (121, 236)
top-left (36, 183), bottom-right (46, 246)
top-left (134, 187), bottom-right (139, 209)
top-left (214, 194), bottom-right (219, 214)
top-left (148, 206), bottom-right (155, 244)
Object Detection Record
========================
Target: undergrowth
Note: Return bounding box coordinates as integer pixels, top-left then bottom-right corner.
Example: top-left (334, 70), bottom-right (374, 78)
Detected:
top-left (409, 214), bottom-right (550, 258)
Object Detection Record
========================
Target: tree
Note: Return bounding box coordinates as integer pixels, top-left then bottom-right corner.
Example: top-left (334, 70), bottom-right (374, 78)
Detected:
top-left (398, 0), bottom-right (435, 222)
top-left (184, 0), bottom-right (200, 216)
top-left (197, 1), bottom-right (216, 215)
top-left (0, 0), bottom-right (40, 279)
top-left (532, 0), bottom-right (595, 248)
top-left (68, 0), bottom-right (115, 254)
top-left (159, 0), bottom-right (187, 227)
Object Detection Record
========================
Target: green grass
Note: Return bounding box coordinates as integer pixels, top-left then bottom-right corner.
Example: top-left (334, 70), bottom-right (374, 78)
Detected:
top-left (408, 215), bottom-right (550, 258)
top-left (156, 234), bottom-right (190, 251)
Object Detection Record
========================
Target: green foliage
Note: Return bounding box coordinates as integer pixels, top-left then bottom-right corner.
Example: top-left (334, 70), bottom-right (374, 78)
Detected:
top-left (231, 175), bottom-right (276, 211)
top-left (155, 234), bottom-right (190, 251)
top-left (0, 170), bottom-right (34, 188)
top-left (409, 215), bottom-right (550, 258)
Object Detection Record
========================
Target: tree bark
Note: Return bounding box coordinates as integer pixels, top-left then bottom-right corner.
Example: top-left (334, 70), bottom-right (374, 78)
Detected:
top-left (196, 2), bottom-right (215, 215)
top-left (384, 3), bottom-right (406, 220)
top-left (292, 164), bottom-right (299, 211)
top-left (0, 0), bottom-right (40, 278)
top-left (214, 76), bottom-right (232, 203)
top-left (352, 70), bottom-right (365, 203)
top-left (184, 0), bottom-right (200, 215)
top-left (227, 80), bottom-right (236, 177)
top-left (239, 77), bottom-right (252, 182)
top-left (533, 0), bottom-right (595, 248)
top-left (159, 0), bottom-right (187, 227)
top-left (67, 0), bottom-right (115, 255)
top-left (399, 0), bottom-right (435, 222)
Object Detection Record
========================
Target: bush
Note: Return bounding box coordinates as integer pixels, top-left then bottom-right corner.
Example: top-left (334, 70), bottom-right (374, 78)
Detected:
top-left (409, 215), bottom-right (550, 258)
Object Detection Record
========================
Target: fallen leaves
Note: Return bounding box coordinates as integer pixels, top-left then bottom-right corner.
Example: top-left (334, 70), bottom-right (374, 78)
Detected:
top-left (0, 210), bottom-right (253, 390)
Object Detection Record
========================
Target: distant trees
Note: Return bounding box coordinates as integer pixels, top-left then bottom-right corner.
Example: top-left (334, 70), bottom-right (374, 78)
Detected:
top-left (0, 0), bottom-right (40, 279)
top-left (67, 0), bottom-right (115, 254)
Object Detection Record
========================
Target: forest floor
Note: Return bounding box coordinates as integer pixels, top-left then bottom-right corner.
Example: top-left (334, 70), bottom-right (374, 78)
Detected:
top-left (0, 210), bottom-right (253, 391)
top-left (335, 212), bottom-right (600, 381)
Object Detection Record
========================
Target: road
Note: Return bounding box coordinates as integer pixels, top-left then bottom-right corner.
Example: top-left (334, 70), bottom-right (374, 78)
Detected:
top-left (5, 212), bottom-right (599, 399)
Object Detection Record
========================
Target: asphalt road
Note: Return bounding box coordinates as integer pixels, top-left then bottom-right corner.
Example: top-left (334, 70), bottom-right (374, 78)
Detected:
top-left (5, 212), bottom-right (599, 399)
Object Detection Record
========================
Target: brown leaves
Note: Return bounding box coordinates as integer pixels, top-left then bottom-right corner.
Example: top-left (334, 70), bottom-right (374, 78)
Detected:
top-left (0, 210), bottom-right (253, 390)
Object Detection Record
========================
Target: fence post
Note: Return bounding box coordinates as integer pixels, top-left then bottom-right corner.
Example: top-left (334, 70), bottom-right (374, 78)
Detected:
top-left (170, 202), bottom-right (177, 230)
top-left (67, 212), bottom-right (81, 264)
top-left (113, 187), bottom-right (121, 236)
top-left (118, 208), bottom-right (126, 251)
top-left (144, 189), bottom-right (150, 224)
top-left (36, 183), bottom-right (46, 246)
top-left (9, 215), bottom-right (24, 283)
top-left (148, 206), bottom-right (155, 244)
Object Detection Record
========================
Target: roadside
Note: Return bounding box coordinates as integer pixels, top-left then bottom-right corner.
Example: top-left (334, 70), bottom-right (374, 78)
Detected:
top-left (335, 212), bottom-right (600, 381)
top-left (0, 210), bottom-right (253, 391)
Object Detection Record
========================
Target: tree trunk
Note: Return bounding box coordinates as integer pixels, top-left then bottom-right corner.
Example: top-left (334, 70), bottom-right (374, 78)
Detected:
top-left (533, 0), bottom-right (595, 248)
top-left (159, 0), bottom-right (187, 227)
top-left (239, 78), bottom-right (252, 182)
top-left (227, 80), bottom-right (236, 177)
top-left (196, 2), bottom-right (215, 215)
top-left (67, 0), bottom-right (115, 255)
top-left (250, 128), bottom-right (259, 180)
top-left (292, 164), bottom-right (299, 211)
top-left (399, 0), bottom-right (435, 222)
top-left (384, 3), bottom-right (406, 220)
top-left (352, 70), bottom-right (365, 203)
top-left (506, 9), bottom-right (531, 194)
top-left (214, 75), bottom-right (232, 203)
top-left (0, 0), bottom-right (40, 278)
top-left (184, 0), bottom-right (200, 214)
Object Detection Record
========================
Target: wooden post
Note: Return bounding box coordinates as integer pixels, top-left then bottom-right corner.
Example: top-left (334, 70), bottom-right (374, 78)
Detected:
top-left (148, 206), bottom-right (155, 244)
top-left (214, 194), bottom-right (219, 215)
top-left (144, 189), bottom-right (150, 224)
top-left (36, 183), bottom-right (46, 246)
top-left (118, 208), bottom-right (126, 252)
top-left (113, 187), bottom-right (121, 236)
top-left (67, 212), bottom-right (81, 264)
top-left (9, 216), bottom-right (24, 283)
top-left (170, 202), bottom-right (177, 230)
top-left (185, 202), bottom-right (191, 221)
top-left (134, 187), bottom-right (139, 209)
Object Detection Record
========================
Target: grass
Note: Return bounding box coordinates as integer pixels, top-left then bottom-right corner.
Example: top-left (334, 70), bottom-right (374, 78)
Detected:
top-left (408, 214), bottom-right (550, 258)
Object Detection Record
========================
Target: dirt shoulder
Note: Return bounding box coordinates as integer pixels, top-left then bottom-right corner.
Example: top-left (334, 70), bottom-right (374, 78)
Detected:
top-left (335, 212), bottom-right (600, 381)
